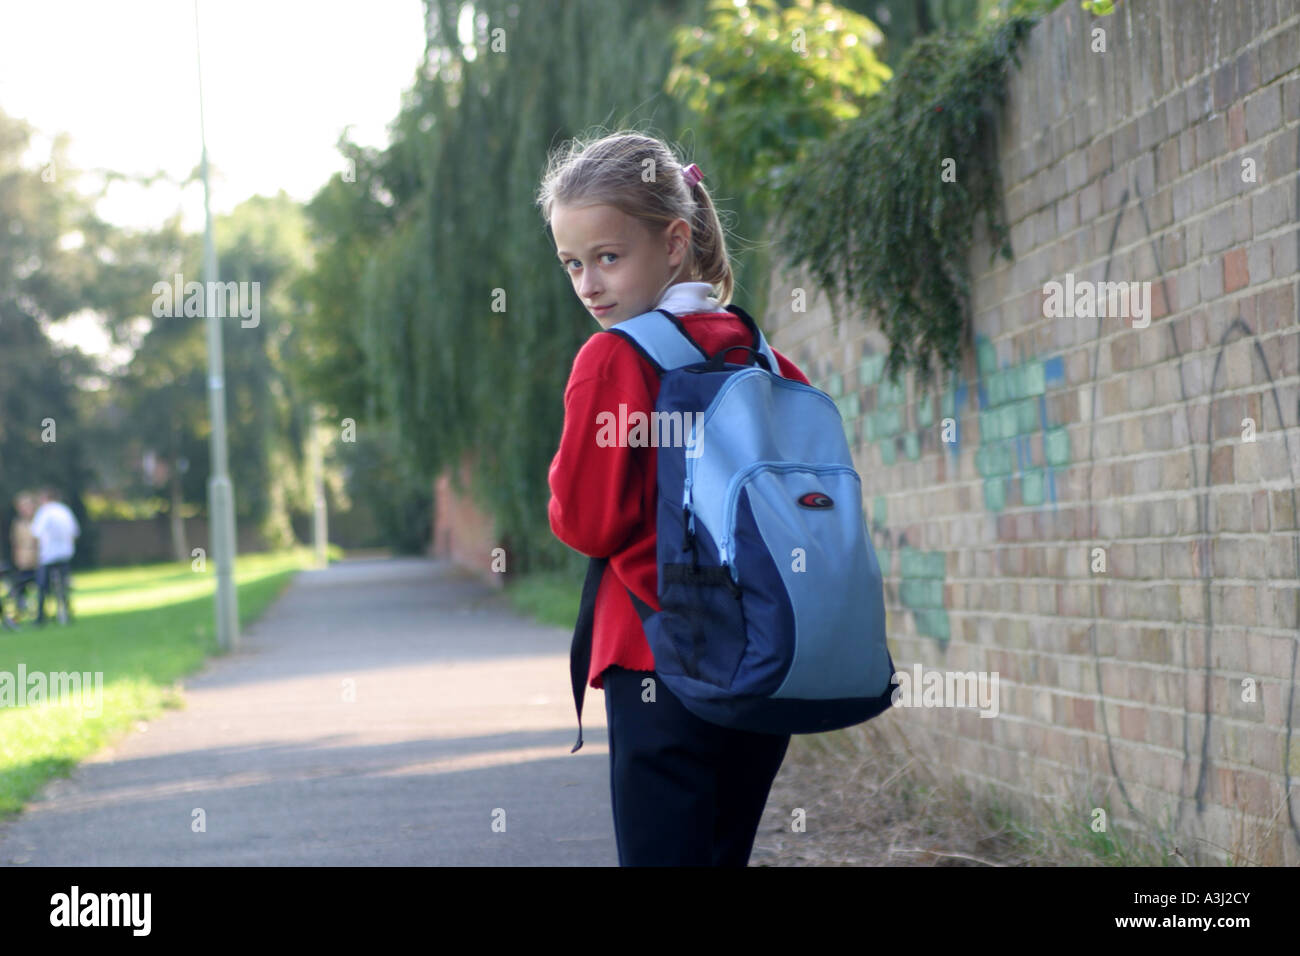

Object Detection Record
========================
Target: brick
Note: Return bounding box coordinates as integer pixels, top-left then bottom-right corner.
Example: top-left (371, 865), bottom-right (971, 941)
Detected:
top-left (1172, 176), bottom-right (1195, 221)
top-left (1224, 248), bottom-right (1250, 292)
top-left (1065, 149), bottom-right (1088, 193)
top-left (1165, 89), bottom-right (1189, 136)
top-left (1233, 196), bottom-right (1253, 243)
top-left (1138, 106), bottom-right (1169, 152)
top-left (1178, 127), bottom-right (1196, 174)
top-left (1205, 208), bottom-right (1236, 255)
top-left (1227, 101), bottom-right (1247, 150)
top-left (1179, 17), bottom-right (1207, 86)
top-left (1217, 156), bottom-right (1250, 202)
top-left (1150, 274), bottom-right (1172, 319)
top-left (1245, 84), bottom-right (1283, 141)
top-left (1087, 135), bottom-right (1112, 181)
top-left (1101, 167), bottom-right (1127, 213)
top-left (1268, 227), bottom-right (1300, 277)
top-left (1217, 491), bottom-right (1254, 532)
top-left (1264, 131), bottom-right (1298, 183)
top-left (1260, 23), bottom-right (1300, 86)
top-left (1186, 75), bottom-right (1213, 125)
top-left (1211, 444), bottom-right (1234, 484)
top-left (1236, 46), bottom-right (1261, 98)
top-left (1195, 114), bottom-right (1228, 166)
top-left (1252, 181), bottom-right (1292, 234)
top-left (1256, 0), bottom-right (1279, 32)
top-left (1069, 696), bottom-right (1096, 732)
top-left (1267, 535), bottom-right (1298, 577)
top-left (1214, 61), bottom-right (1238, 112)
top-left (1153, 138), bottom-right (1178, 189)
top-left (1259, 283), bottom-right (1295, 333)
top-left (1190, 165), bottom-right (1217, 215)
top-left (1162, 228), bottom-right (1187, 270)
top-left (1118, 704), bottom-right (1148, 741)
top-left (1247, 240), bottom-right (1274, 285)
top-left (1113, 119), bottom-right (1140, 167)
top-left (1056, 193), bottom-right (1079, 235)
top-left (1285, 74), bottom-right (1300, 124)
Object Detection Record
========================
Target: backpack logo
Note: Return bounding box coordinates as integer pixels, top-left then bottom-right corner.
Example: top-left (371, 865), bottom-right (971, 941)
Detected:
top-left (796, 491), bottom-right (834, 509)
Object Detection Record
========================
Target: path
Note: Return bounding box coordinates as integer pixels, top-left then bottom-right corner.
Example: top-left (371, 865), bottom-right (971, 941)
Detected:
top-left (0, 557), bottom-right (612, 865)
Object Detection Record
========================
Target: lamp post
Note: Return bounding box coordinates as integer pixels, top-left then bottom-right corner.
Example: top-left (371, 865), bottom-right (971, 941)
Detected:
top-left (311, 404), bottom-right (329, 569)
top-left (194, 0), bottom-right (239, 650)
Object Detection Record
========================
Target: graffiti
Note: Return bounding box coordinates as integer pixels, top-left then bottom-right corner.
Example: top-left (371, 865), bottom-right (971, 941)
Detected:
top-left (825, 127), bottom-right (1300, 857)
top-left (1082, 135), bottom-right (1300, 851)
top-left (835, 330), bottom-right (1073, 649)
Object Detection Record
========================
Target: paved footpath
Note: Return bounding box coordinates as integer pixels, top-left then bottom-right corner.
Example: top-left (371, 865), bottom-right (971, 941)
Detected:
top-left (0, 557), bottom-right (616, 866)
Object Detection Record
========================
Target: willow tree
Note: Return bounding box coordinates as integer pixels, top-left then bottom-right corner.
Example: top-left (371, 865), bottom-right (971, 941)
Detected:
top-left (315, 0), bottom-right (783, 575)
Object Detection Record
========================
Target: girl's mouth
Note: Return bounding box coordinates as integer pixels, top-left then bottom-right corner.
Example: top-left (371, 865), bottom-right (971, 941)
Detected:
top-left (591, 304), bottom-right (614, 315)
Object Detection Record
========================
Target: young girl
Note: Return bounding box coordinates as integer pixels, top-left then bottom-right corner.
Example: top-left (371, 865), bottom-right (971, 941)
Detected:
top-left (537, 131), bottom-right (814, 866)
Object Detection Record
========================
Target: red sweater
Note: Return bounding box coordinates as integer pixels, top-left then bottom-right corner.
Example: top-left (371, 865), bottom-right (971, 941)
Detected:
top-left (547, 310), bottom-right (811, 691)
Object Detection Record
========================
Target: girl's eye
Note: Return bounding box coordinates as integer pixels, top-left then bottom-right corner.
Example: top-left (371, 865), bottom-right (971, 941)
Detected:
top-left (562, 253), bottom-right (617, 271)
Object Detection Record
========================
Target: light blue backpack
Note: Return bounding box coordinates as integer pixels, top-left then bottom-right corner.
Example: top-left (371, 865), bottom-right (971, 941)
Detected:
top-left (569, 304), bottom-right (896, 752)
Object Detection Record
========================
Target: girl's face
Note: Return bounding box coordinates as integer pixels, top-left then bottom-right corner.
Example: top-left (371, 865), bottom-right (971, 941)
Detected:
top-left (551, 202), bottom-right (690, 329)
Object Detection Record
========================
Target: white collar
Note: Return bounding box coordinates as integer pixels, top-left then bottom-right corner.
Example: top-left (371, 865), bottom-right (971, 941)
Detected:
top-left (654, 281), bottom-right (721, 316)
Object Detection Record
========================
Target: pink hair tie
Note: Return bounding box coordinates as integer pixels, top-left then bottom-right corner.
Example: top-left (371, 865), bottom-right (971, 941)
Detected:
top-left (682, 163), bottom-right (703, 188)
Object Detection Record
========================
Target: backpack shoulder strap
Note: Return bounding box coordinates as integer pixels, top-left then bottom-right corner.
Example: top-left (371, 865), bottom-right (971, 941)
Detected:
top-left (723, 303), bottom-right (783, 379)
top-left (601, 308), bottom-right (709, 378)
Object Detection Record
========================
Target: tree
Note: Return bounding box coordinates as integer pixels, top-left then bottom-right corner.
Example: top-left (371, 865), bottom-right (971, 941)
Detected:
top-left (0, 108), bottom-right (98, 565)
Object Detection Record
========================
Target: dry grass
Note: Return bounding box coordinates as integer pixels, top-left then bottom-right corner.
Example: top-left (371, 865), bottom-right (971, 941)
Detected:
top-left (747, 714), bottom-right (1218, 867)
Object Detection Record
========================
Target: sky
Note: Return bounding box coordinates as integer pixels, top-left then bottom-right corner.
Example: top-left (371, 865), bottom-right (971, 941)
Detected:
top-left (0, 0), bottom-right (429, 360)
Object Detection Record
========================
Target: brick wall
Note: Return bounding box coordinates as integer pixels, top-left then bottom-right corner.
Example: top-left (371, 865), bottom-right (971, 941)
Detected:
top-left (763, 0), bottom-right (1300, 864)
top-left (432, 451), bottom-right (505, 588)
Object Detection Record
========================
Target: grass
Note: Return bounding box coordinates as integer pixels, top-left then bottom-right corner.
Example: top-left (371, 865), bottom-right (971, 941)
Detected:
top-left (502, 564), bottom-right (585, 630)
top-left (756, 716), bottom-right (1246, 866)
top-left (0, 547), bottom-right (335, 821)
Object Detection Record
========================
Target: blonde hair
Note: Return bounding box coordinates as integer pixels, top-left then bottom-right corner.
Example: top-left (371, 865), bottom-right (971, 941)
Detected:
top-left (535, 130), bottom-right (734, 306)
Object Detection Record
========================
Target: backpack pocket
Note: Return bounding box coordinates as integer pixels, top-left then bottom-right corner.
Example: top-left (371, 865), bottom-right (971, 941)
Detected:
top-left (652, 562), bottom-right (747, 688)
top-left (723, 461), bottom-right (890, 700)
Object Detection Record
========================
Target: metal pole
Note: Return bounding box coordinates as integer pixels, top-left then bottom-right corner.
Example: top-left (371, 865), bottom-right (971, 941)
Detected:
top-left (311, 404), bottom-right (328, 568)
top-left (195, 0), bottom-right (239, 650)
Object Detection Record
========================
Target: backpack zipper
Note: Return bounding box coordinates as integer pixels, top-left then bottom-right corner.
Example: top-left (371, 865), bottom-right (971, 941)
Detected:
top-left (682, 366), bottom-right (840, 542)
top-left (717, 461), bottom-right (861, 582)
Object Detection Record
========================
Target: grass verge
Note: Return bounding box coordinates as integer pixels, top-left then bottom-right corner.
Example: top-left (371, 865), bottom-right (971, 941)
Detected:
top-left (502, 565), bottom-right (584, 630)
top-left (0, 547), bottom-right (332, 821)
top-left (753, 715), bottom-right (1235, 866)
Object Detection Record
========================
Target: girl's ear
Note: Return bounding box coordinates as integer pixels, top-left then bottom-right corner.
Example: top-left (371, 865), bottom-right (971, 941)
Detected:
top-left (665, 218), bottom-right (691, 264)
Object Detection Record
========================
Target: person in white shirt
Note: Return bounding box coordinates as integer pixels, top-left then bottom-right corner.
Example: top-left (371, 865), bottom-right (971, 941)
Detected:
top-left (30, 487), bottom-right (79, 625)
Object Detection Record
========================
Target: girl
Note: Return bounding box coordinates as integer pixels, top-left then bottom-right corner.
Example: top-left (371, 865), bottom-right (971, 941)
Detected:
top-left (537, 131), bottom-right (813, 866)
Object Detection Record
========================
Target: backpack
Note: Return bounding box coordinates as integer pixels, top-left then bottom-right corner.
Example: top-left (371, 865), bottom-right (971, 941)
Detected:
top-left (568, 303), bottom-right (896, 753)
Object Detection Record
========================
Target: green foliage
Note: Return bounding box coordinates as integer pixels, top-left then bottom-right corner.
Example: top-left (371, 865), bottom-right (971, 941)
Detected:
top-left (0, 108), bottom-right (97, 566)
top-left (333, 426), bottom-right (432, 555)
top-left (772, 11), bottom-right (1039, 394)
top-left (86, 191), bottom-right (317, 553)
top-left (666, 0), bottom-right (893, 218)
top-left (303, 0), bottom-right (744, 576)
top-left (843, 0), bottom-right (985, 68)
top-left (982, 0), bottom-right (1117, 18)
